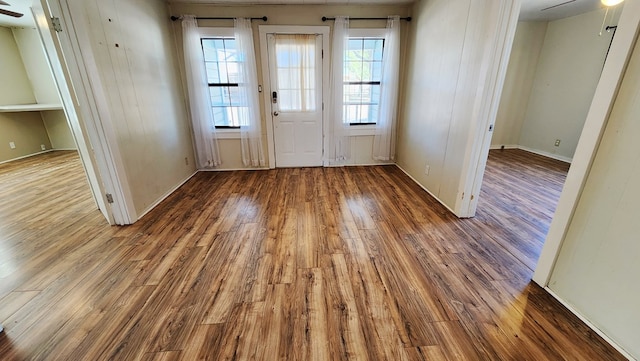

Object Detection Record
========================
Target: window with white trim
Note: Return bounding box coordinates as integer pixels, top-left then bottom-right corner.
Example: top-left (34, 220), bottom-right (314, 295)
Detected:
top-left (344, 29), bottom-right (385, 126)
top-left (200, 28), bottom-right (247, 129)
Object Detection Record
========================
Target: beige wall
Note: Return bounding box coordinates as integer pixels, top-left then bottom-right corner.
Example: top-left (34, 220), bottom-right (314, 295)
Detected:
top-left (167, 4), bottom-right (411, 169)
top-left (492, 21), bottom-right (547, 148)
top-left (0, 27), bottom-right (35, 105)
top-left (549, 34), bottom-right (640, 359)
top-left (68, 0), bottom-right (196, 216)
top-left (12, 27), bottom-right (60, 104)
top-left (0, 112), bottom-right (51, 163)
top-left (519, 8), bottom-right (619, 160)
top-left (0, 26), bottom-right (54, 163)
top-left (42, 110), bottom-right (76, 149)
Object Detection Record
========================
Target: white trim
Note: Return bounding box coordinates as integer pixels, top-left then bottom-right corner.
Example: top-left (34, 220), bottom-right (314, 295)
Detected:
top-left (544, 288), bottom-right (636, 360)
top-left (258, 25), bottom-right (330, 169)
top-left (489, 144), bottom-right (519, 150)
top-left (199, 27), bottom-right (234, 37)
top-left (487, 144), bottom-right (573, 163)
top-left (51, 147), bottom-right (78, 151)
top-left (199, 167), bottom-right (270, 172)
top-left (0, 149), bottom-right (53, 165)
top-left (517, 145), bottom-right (572, 164)
top-left (325, 162), bottom-right (395, 168)
top-left (136, 171), bottom-right (198, 221)
top-left (349, 28), bottom-right (386, 37)
top-left (457, 0), bottom-right (522, 218)
top-left (46, 0), bottom-right (136, 225)
top-left (533, 1), bottom-right (640, 286)
top-left (349, 125), bottom-right (377, 136)
top-left (395, 164), bottom-right (457, 216)
top-left (35, 1), bottom-right (114, 224)
top-left (214, 130), bottom-right (241, 139)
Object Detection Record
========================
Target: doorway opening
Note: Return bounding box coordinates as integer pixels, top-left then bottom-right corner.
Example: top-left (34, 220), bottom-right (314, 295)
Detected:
top-left (478, 4), bottom-right (623, 269)
top-left (0, 0), bottom-right (113, 224)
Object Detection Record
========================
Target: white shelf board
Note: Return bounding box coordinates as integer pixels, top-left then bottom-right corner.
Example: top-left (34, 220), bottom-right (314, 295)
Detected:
top-left (0, 104), bottom-right (63, 112)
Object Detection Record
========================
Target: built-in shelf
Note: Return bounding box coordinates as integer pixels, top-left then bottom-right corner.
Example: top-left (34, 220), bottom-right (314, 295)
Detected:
top-left (0, 104), bottom-right (63, 113)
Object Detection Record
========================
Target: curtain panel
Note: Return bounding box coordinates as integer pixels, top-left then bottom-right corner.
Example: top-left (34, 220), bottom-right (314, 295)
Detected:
top-left (328, 16), bottom-right (351, 163)
top-left (182, 15), bottom-right (221, 168)
top-left (373, 16), bottom-right (401, 161)
top-left (235, 18), bottom-right (266, 167)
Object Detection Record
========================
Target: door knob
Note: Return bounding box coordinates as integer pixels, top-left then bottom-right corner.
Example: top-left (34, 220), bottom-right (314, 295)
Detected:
top-left (273, 111), bottom-right (279, 116)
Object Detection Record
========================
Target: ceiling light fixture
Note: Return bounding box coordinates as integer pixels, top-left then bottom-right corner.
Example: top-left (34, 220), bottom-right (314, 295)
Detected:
top-left (601, 0), bottom-right (624, 6)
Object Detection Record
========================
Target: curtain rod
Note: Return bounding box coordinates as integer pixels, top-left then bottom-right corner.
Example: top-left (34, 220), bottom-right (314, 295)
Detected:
top-left (170, 15), bottom-right (268, 22)
top-left (322, 16), bottom-right (411, 22)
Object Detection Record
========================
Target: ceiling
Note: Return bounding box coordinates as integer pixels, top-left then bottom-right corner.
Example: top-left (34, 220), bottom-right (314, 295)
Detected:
top-left (0, 0), bottom-right (33, 27)
top-left (519, 0), bottom-right (607, 21)
top-left (0, 0), bottom-right (617, 28)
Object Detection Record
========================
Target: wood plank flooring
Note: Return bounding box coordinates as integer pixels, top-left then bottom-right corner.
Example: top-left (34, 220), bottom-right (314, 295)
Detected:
top-left (0, 150), bottom-right (624, 360)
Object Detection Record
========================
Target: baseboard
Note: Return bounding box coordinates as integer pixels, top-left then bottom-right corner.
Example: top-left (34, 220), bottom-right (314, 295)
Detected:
top-left (199, 167), bottom-right (270, 172)
top-left (489, 145), bottom-right (573, 163)
top-left (544, 288), bottom-right (636, 360)
top-left (137, 171), bottom-right (198, 221)
top-left (324, 162), bottom-right (395, 167)
top-left (489, 144), bottom-right (519, 150)
top-left (52, 147), bottom-right (77, 151)
top-left (517, 146), bottom-right (572, 163)
top-left (0, 149), bottom-right (54, 165)
top-left (394, 164), bottom-right (458, 216)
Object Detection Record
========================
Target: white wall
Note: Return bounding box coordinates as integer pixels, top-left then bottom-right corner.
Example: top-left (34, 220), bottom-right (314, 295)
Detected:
top-left (397, 0), bottom-right (516, 215)
top-left (548, 33), bottom-right (640, 359)
top-left (67, 0), bottom-right (196, 216)
top-left (168, 4), bottom-right (411, 169)
top-left (13, 27), bottom-right (75, 151)
top-left (0, 26), bottom-right (53, 162)
top-left (491, 21), bottom-right (547, 148)
top-left (517, 9), bottom-right (618, 160)
top-left (42, 111), bottom-right (75, 149)
top-left (0, 27), bottom-right (35, 105)
top-left (12, 27), bottom-right (60, 105)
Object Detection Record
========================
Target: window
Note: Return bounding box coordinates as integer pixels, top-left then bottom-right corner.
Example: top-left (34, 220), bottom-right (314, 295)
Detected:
top-left (344, 35), bottom-right (384, 125)
top-left (200, 32), bottom-right (246, 128)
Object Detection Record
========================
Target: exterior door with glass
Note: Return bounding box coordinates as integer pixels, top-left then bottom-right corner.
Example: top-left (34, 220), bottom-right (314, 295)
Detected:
top-left (266, 33), bottom-right (323, 167)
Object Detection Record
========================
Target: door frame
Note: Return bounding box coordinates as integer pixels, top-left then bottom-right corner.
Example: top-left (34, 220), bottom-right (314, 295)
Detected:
top-left (534, 1), bottom-right (640, 286)
top-left (258, 25), bottom-right (330, 169)
top-left (31, 2), bottom-right (112, 224)
top-left (38, 0), bottom-right (136, 225)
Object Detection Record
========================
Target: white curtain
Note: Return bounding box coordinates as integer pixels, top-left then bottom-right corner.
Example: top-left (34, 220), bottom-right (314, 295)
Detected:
top-left (328, 16), bottom-right (350, 163)
top-left (235, 18), bottom-right (265, 167)
top-left (373, 16), bottom-right (401, 161)
top-left (182, 16), bottom-right (221, 168)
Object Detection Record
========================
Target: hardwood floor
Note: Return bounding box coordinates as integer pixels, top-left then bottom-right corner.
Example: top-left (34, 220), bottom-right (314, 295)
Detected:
top-left (0, 150), bottom-right (624, 360)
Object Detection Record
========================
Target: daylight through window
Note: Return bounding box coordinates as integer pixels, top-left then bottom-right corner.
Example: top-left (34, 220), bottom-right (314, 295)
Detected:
top-left (344, 38), bottom-right (384, 125)
top-left (201, 37), bottom-right (247, 128)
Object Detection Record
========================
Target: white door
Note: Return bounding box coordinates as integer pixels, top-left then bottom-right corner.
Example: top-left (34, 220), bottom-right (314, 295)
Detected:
top-left (266, 33), bottom-right (323, 167)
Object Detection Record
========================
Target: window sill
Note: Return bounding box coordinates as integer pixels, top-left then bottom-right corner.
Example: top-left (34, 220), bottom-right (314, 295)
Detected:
top-left (215, 130), bottom-right (241, 139)
top-left (349, 125), bottom-right (376, 137)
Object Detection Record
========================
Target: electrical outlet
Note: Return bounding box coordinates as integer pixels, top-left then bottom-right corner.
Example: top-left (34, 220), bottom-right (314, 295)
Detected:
top-left (41, 144), bottom-right (46, 151)
top-left (185, 157), bottom-right (189, 166)
top-left (555, 139), bottom-right (561, 147)
top-left (9, 142), bottom-right (15, 149)
top-left (424, 164), bottom-right (430, 175)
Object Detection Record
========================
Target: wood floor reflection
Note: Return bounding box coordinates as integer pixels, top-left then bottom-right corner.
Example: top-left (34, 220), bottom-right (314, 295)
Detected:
top-left (0, 150), bottom-right (623, 360)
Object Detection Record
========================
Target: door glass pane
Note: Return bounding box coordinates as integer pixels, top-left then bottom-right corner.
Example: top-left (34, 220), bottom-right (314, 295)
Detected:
top-left (274, 34), bottom-right (317, 112)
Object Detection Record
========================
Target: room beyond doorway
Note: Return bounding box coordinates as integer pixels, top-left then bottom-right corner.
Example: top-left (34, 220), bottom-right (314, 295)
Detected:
top-left (469, 149), bottom-right (569, 270)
